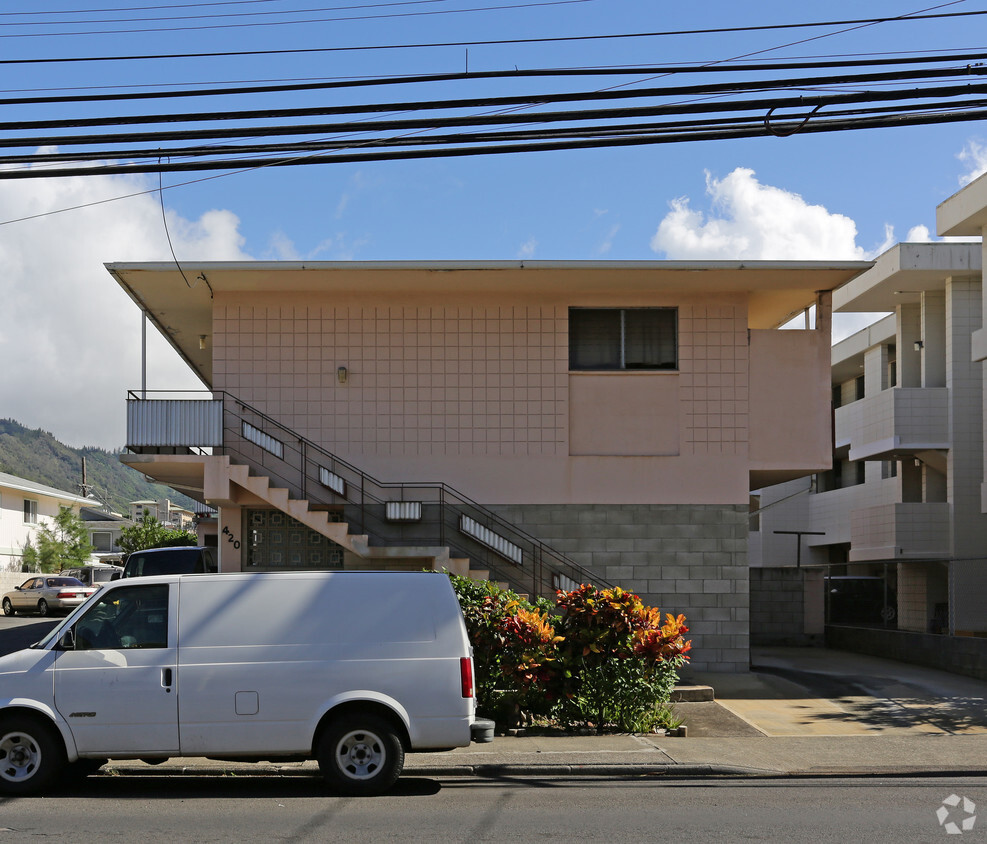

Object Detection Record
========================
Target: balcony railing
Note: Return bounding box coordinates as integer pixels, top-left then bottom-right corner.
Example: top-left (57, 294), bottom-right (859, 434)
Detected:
top-left (126, 390), bottom-right (610, 599)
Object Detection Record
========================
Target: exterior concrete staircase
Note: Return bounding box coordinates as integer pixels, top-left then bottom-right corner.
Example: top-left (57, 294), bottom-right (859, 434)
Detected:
top-left (218, 457), bottom-right (500, 586)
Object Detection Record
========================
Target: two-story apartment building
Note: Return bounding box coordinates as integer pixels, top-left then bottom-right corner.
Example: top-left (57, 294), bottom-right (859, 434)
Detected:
top-left (108, 260), bottom-right (868, 671)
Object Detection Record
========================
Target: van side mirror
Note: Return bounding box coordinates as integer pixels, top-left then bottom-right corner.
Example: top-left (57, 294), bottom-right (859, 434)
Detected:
top-left (57, 629), bottom-right (76, 651)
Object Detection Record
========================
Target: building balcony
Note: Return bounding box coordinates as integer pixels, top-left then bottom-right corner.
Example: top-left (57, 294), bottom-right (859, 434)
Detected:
top-left (849, 502), bottom-right (951, 561)
top-left (836, 387), bottom-right (949, 461)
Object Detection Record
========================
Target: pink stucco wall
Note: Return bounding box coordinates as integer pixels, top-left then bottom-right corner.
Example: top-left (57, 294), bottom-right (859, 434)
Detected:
top-left (211, 290), bottom-right (819, 505)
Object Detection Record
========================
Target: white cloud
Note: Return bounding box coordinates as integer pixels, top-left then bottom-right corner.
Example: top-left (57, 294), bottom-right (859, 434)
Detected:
top-left (905, 224), bottom-right (932, 242)
top-left (0, 162), bottom-right (249, 450)
top-left (518, 237), bottom-right (537, 259)
top-left (597, 224), bottom-right (620, 255)
top-left (651, 168), bottom-right (886, 260)
top-left (308, 233), bottom-right (371, 260)
top-left (267, 230), bottom-right (301, 259)
top-left (651, 167), bottom-right (902, 345)
top-left (958, 140), bottom-right (987, 186)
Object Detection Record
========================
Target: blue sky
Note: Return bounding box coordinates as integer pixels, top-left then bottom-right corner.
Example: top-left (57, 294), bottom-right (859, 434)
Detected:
top-left (1, 0), bottom-right (986, 448)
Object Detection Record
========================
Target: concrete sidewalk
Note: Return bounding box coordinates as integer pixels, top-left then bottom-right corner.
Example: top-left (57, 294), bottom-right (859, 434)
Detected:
top-left (101, 647), bottom-right (987, 781)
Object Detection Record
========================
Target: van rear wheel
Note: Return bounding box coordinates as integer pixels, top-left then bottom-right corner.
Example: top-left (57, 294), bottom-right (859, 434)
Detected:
top-left (0, 715), bottom-right (66, 795)
top-left (317, 714), bottom-right (404, 796)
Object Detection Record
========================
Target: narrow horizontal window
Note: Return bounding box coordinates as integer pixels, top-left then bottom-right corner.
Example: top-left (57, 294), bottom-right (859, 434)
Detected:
top-left (569, 308), bottom-right (677, 371)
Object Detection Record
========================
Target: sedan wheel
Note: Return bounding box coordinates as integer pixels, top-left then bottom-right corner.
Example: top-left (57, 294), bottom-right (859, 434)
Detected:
top-left (1, 598), bottom-right (12, 617)
top-left (37, 600), bottom-right (49, 617)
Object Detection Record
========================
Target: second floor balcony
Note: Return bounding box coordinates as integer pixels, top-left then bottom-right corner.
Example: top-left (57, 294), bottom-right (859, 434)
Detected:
top-left (836, 387), bottom-right (949, 462)
top-left (849, 501), bottom-right (951, 561)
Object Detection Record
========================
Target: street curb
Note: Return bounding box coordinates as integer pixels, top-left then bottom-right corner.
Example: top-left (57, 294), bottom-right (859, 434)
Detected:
top-left (96, 762), bottom-right (781, 779)
top-left (94, 761), bottom-right (987, 780)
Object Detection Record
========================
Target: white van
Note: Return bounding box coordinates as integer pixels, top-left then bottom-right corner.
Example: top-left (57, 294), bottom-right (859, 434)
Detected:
top-left (0, 571), bottom-right (492, 796)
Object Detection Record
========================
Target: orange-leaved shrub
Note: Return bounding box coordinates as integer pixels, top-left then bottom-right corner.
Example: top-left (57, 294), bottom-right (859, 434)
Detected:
top-left (448, 574), bottom-right (690, 733)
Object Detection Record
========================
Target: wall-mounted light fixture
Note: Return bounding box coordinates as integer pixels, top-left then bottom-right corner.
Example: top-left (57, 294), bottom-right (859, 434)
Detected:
top-left (337, 366), bottom-right (348, 384)
top-left (199, 335), bottom-right (207, 350)
top-left (914, 340), bottom-right (924, 351)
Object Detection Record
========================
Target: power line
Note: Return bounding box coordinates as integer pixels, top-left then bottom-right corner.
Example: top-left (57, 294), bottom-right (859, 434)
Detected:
top-left (0, 0), bottom-right (503, 27)
top-left (3, 63), bottom-right (984, 137)
top-left (1, 50), bottom-right (985, 107)
top-left (3, 81), bottom-right (985, 173)
top-left (4, 105), bottom-right (984, 179)
top-left (0, 0), bottom-right (598, 38)
top-left (0, 1), bottom-right (284, 15)
top-left (2, 7), bottom-right (985, 62)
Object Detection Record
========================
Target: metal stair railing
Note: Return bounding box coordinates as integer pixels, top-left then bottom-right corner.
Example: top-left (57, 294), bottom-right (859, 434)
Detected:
top-left (126, 390), bottom-right (611, 599)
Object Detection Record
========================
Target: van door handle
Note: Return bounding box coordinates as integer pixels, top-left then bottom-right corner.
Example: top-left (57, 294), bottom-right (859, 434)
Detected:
top-left (162, 668), bottom-right (173, 691)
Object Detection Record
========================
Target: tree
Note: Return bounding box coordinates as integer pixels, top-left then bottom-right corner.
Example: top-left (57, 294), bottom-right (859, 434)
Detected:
top-left (21, 507), bottom-right (94, 573)
top-left (118, 509), bottom-right (197, 556)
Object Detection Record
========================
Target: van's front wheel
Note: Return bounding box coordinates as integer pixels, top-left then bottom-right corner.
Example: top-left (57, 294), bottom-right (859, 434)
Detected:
top-left (317, 714), bottom-right (404, 796)
top-left (0, 716), bottom-right (66, 795)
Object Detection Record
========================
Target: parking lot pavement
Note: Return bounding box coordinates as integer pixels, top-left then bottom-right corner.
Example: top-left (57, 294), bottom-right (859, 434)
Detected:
top-left (692, 646), bottom-right (987, 737)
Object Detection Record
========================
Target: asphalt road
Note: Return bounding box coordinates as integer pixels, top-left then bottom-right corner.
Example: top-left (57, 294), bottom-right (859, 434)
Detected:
top-left (0, 775), bottom-right (984, 842)
top-left (0, 615), bottom-right (58, 654)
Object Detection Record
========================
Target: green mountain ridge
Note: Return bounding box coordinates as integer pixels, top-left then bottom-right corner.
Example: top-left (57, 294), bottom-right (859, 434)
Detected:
top-left (0, 418), bottom-right (199, 516)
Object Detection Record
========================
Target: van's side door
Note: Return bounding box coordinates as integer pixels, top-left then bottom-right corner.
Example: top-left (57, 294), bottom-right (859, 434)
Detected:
top-left (52, 583), bottom-right (179, 755)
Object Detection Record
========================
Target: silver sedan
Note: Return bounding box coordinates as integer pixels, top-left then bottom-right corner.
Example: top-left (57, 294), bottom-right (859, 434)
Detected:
top-left (2, 576), bottom-right (97, 617)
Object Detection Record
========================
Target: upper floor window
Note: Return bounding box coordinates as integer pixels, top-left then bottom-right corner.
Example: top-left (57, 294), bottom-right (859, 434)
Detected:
top-left (569, 308), bottom-right (677, 371)
top-left (23, 499), bottom-right (38, 525)
top-left (91, 531), bottom-right (114, 552)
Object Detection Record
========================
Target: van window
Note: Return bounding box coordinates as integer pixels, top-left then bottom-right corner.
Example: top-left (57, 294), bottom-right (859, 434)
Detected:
top-left (73, 584), bottom-right (170, 650)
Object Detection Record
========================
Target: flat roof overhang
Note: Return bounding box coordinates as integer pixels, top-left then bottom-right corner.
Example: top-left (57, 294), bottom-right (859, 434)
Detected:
top-left (938, 170), bottom-right (987, 236)
top-left (833, 242), bottom-right (981, 314)
top-left (107, 259), bottom-right (870, 388)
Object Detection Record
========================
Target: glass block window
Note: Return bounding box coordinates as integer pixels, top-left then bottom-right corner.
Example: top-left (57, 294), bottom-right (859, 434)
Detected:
top-left (245, 509), bottom-right (344, 570)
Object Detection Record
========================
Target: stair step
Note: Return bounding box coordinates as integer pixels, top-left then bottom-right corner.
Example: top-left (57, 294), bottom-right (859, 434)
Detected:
top-left (223, 459), bottom-right (533, 593)
top-left (446, 558), bottom-right (471, 577)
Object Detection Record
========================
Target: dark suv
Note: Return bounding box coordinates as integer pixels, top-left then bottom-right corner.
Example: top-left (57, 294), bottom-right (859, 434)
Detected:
top-left (121, 546), bottom-right (217, 578)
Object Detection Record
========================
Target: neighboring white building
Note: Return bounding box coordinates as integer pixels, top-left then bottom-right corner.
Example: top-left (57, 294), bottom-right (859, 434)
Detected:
top-left (753, 223), bottom-right (987, 639)
top-left (0, 472), bottom-right (91, 572)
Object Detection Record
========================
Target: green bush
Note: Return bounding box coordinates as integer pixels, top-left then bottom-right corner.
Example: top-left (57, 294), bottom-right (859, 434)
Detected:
top-left (449, 574), bottom-right (691, 733)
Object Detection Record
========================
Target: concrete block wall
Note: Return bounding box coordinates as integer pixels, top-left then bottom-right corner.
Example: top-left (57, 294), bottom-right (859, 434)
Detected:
top-left (826, 625), bottom-right (987, 682)
top-left (750, 567), bottom-right (820, 646)
top-left (897, 562), bottom-right (928, 632)
top-left (0, 572), bottom-right (26, 594)
top-left (487, 502), bottom-right (749, 672)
